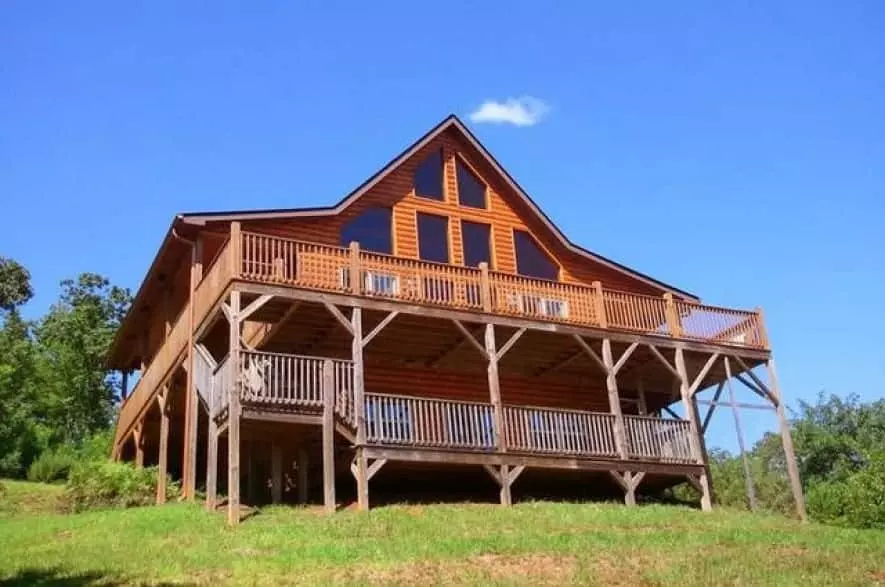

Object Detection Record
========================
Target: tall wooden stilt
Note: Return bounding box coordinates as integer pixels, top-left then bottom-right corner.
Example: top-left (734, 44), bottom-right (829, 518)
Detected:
top-left (484, 324), bottom-right (504, 451)
top-left (354, 447), bottom-right (369, 511)
top-left (227, 287), bottom-right (242, 526)
top-left (674, 347), bottom-right (712, 511)
top-left (766, 359), bottom-right (807, 521)
top-left (134, 423), bottom-right (144, 468)
top-left (724, 357), bottom-right (758, 511)
top-left (205, 417), bottom-right (218, 511)
top-left (183, 238), bottom-right (203, 501)
top-left (601, 339), bottom-right (628, 459)
top-left (297, 446), bottom-right (309, 505)
top-left (321, 359), bottom-right (336, 513)
top-left (156, 386), bottom-right (170, 504)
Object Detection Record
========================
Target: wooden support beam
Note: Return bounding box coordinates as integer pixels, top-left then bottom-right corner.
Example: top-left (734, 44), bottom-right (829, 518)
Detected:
top-left (573, 335), bottom-right (607, 373)
top-left (637, 381), bottom-right (648, 416)
top-left (352, 308), bottom-right (367, 446)
top-left (674, 347), bottom-right (712, 512)
top-left (428, 325), bottom-right (484, 367)
top-left (238, 294), bottom-right (273, 323)
top-left (484, 324), bottom-right (504, 451)
top-left (533, 348), bottom-right (585, 378)
top-left (767, 359), bottom-right (807, 521)
top-left (696, 399), bottom-right (775, 412)
top-left (734, 373), bottom-right (773, 403)
top-left (227, 289), bottom-right (241, 526)
top-left (156, 386), bottom-right (170, 504)
top-left (255, 302), bottom-right (300, 348)
top-left (732, 356), bottom-right (778, 406)
top-left (646, 344), bottom-right (680, 379)
top-left (321, 359), bottom-right (336, 514)
top-left (602, 339), bottom-right (628, 459)
top-left (297, 446), bottom-right (309, 505)
top-left (612, 342), bottom-right (639, 375)
top-left (724, 357), bottom-right (758, 512)
top-left (205, 416), bottom-right (218, 512)
top-left (689, 352), bottom-right (721, 395)
top-left (323, 302), bottom-right (355, 336)
top-left (499, 464), bottom-right (513, 505)
top-left (496, 328), bottom-right (526, 360)
top-left (362, 311), bottom-right (399, 348)
top-left (453, 320), bottom-right (489, 359)
top-left (662, 406), bottom-right (680, 420)
top-left (354, 447), bottom-right (369, 511)
top-left (366, 458), bottom-right (387, 482)
top-left (134, 423), bottom-right (144, 468)
top-left (271, 443), bottom-right (283, 504)
top-left (701, 383), bottom-right (724, 433)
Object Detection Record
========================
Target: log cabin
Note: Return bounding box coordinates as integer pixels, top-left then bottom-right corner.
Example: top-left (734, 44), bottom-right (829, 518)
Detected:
top-left (108, 115), bottom-right (806, 524)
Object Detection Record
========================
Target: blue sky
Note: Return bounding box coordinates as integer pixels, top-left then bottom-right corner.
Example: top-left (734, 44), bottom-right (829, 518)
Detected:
top-left (2, 2), bottom-right (883, 449)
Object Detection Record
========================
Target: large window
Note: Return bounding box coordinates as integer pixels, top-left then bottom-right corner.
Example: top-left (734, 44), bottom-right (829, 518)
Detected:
top-left (414, 150), bottom-right (444, 201)
top-left (339, 207), bottom-right (392, 254)
top-left (417, 213), bottom-right (449, 263)
top-left (461, 220), bottom-right (492, 267)
top-left (456, 159), bottom-right (486, 209)
top-left (513, 229), bottom-right (558, 280)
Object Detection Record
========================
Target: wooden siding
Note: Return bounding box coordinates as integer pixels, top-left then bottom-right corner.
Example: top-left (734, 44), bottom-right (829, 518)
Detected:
top-left (233, 128), bottom-right (667, 297)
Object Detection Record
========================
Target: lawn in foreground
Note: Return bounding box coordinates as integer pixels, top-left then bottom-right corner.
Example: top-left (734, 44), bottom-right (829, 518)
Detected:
top-left (0, 480), bottom-right (883, 586)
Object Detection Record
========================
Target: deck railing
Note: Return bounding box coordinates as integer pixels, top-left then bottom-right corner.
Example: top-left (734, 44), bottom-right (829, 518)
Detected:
top-left (239, 350), bottom-right (355, 419)
top-left (623, 415), bottom-right (694, 464)
top-left (237, 231), bottom-right (768, 350)
top-left (503, 405), bottom-right (619, 458)
top-left (211, 354), bottom-right (231, 419)
top-left (364, 392), bottom-right (496, 450)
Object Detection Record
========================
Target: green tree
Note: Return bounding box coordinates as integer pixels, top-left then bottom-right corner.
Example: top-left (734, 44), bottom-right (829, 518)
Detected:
top-left (0, 257), bottom-right (33, 311)
top-left (35, 274), bottom-right (131, 445)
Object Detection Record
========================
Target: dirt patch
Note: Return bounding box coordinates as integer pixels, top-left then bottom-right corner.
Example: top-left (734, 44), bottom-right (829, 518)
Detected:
top-left (332, 553), bottom-right (577, 585)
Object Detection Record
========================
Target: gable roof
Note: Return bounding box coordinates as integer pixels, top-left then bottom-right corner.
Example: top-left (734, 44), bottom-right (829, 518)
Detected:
top-left (179, 114), bottom-right (698, 300)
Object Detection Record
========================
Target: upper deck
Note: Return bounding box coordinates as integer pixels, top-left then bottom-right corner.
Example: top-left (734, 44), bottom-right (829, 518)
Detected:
top-left (115, 225), bottom-right (770, 445)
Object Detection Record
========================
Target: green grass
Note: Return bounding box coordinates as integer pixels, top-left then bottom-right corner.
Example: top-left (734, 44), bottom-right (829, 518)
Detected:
top-left (1, 480), bottom-right (884, 585)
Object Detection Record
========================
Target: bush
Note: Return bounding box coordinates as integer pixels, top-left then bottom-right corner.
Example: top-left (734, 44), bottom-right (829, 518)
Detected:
top-left (27, 446), bottom-right (77, 483)
top-left (62, 461), bottom-right (178, 513)
top-left (807, 451), bottom-right (885, 529)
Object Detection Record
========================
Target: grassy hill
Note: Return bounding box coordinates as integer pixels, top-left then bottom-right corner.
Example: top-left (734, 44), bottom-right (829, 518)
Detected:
top-left (1, 479), bottom-right (883, 586)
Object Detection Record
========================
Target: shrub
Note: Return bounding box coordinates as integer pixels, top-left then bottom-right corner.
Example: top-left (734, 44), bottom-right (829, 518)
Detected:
top-left (27, 446), bottom-right (77, 483)
top-left (62, 461), bottom-right (179, 513)
top-left (808, 451), bottom-right (885, 529)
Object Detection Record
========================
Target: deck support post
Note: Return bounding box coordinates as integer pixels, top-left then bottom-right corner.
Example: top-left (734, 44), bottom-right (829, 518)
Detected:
top-left (483, 464), bottom-right (524, 506)
top-left (183, 237), bottom-right (203, 501)
top-left (322, 359), bottom-right (336, 514)
top-left (484, 324), bottom-right (505, 451)
top-left (205, 416), bottom-right (218, 511)
top-left (271, 442), bottom-right (283, 504)
top-left (226, 288), bottom-right (242, 526)
top-left (156, 385), bottom-right (170, 504)
top-left (766, 358), bottom-right (807, 521)
top-left (674, 347), bottom-right (712, 512)
top-left (354, 447), bottom-right (369, 511)
top-left (724, 358), bottom-right (757, 512)
top-left (609, 471), bottom-right (645, 506)
top-left (134, 422), bottom-right (144, 468)
top-left (297, 447), bottom-right (309, 504)
top-left (601, 339), bottom-right (629, 460)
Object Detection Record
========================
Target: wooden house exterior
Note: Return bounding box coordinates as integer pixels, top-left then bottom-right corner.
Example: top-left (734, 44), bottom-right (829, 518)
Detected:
top-left (107, 115), bottom-right (805, 524)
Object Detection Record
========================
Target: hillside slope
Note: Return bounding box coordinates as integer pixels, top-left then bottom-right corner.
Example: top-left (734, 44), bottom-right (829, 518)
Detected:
top-left (0, 480), bottom-right (883, 585)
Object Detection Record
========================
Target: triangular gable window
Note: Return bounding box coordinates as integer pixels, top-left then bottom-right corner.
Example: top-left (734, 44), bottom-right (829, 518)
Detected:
top-left (414, 150), bottom-right (444, 201)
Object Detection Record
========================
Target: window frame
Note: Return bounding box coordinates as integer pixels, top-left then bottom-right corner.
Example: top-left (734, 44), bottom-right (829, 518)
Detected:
top-left (413, 149), bottom-right (445, 202)
top-left (512, 229), bottom-right (561, 281)
top-left (460, 219), bottom-right (493, 269)
top-left (455, 156), bottom-right (488, 209)
top-left (416, 211), bottom-right (451, 264)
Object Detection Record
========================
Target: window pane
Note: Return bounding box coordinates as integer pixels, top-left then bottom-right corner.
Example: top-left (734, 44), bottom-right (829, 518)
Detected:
top-left (461, 220), bottom-right (491, 267)
top-left (417, 213), bottom-right (449, 263)
top-left (514, 230), bottom-right (558, 280)
top-left (457, 160), bottom-right (486, 208)
top-left (414, 150), bottom-right (444, 200)
top-left (340, 207), bottom-right (392, 254)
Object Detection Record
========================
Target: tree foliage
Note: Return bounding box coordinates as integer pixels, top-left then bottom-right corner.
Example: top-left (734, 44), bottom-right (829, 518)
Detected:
top-left (0, 261), bottom-right (131, 476)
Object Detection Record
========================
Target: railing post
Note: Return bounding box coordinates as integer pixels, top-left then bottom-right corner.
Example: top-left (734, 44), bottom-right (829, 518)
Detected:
top-left (479, 262), bottom-right (492, 312)
top-left (755, 306), bottom-right (770, 349)
top-left (349, 241), bottom-right (361, 294)
top-left (230, 221), bottom-right (242, 278)
top-left (321, 359), bottom-right (336, 513)
top-left (591, 281), bottom-right (607, 328)
top-left (664, 293), bottom-right (682, 338)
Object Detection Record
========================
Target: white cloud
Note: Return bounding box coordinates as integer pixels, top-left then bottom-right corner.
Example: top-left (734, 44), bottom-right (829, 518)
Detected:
top-left (468, 97), bottom-right (551, 127)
